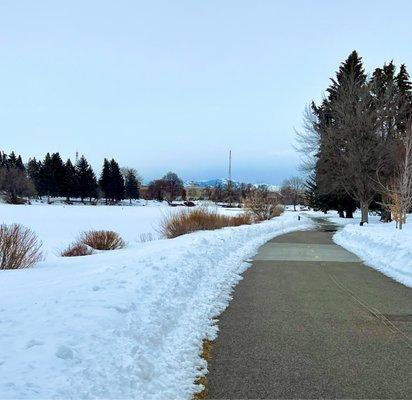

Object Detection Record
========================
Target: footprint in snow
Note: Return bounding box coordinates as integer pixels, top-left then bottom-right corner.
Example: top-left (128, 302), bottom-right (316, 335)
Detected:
top-left (55, 345), bottom-right (74, 360)
top-left (25, 339), bottom-right (44, 349)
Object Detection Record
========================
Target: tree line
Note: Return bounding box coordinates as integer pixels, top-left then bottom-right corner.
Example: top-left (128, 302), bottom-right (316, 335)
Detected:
top-left (297, 51), bottom-right (412, 227)
top-left (0, 151), bottom-right (142, 204)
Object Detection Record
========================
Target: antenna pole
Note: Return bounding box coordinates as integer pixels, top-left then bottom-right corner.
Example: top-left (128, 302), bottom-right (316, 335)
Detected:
top-left (229, 150), bottom-right (232, 182)
top-left (228, 150), bottom-right (232, 207)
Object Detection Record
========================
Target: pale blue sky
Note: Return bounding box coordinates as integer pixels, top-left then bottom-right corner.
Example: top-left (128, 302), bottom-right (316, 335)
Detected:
top-left (0, 1), bottom-right (411, 184)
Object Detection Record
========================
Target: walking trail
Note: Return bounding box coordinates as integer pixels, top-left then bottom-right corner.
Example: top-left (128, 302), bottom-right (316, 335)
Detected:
top-left (206, 218), bottom-right (411, 399)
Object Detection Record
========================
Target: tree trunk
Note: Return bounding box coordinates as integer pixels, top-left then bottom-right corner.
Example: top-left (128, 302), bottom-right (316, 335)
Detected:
top-left (345, 209), bottom-right (354, 218)
top-left (338, 209), bottom-right (344, 218)
top-left (360, 202), bottom-right (369, 225)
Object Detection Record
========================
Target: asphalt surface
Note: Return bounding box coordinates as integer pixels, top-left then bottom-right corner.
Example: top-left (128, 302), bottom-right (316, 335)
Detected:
top-left (206, 220), bottom-right (412, 399)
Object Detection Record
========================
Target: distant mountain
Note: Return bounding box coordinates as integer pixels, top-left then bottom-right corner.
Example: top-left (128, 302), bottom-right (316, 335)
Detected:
top-left (184, 178), bottom-right (229, 188)
top-left (184, 178), bottom-right (279, 191)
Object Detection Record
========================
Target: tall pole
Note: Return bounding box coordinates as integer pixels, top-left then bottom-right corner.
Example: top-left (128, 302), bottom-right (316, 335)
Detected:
top-left (228, 150), bottom-right (232, 207)
top-left (229, 150), bottom-right (232, 182)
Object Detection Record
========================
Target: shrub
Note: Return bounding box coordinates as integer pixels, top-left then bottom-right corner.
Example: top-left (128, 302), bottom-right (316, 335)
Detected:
top-left (244, 189), bottom-right (284, 221)
top-left (0, 167), bottom-right (36, 204)
top-left (137, 232), bottom-right (155, 243)
top-left (161, 207), bottom-right (253, 238)
top-left (79, 230), bottom-right (126, 250)
top-left (61, 242), bottom-right (94, 257)
top-left (0, 224), bottom-right (43, 269)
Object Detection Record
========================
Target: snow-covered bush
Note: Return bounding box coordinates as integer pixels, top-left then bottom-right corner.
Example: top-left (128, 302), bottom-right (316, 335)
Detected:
top-left (0, 223), bottom-right (43, 269)
top-left (61, 242), bottom-right (94, 257)
top-left (79, 230), bottom-right (126, 250)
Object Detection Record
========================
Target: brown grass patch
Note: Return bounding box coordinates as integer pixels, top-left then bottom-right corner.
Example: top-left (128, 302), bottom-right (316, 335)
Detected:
top-left (0, 223), bottom-right (43, 269)
top-left (193, 339), bottom-right (213, 400)
top-left (61, 242), bottom-right (94, 257)
top-left (79, 230), bottom-right (126, 250)
top-left (161, 208), bottom-right (253, 238)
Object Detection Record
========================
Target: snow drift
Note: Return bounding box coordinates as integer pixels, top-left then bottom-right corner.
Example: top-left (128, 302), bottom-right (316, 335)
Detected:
top-left (333, 222), bottom-right (412, 288)
top-left (0, 213), bottom-right (311, 399)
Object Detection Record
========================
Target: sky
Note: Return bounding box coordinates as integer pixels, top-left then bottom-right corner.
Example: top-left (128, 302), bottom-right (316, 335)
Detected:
top-left (0, 1), bottom-right (411, 185)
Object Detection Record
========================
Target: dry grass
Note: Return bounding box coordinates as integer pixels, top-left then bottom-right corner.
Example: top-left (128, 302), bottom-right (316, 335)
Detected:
top-left (61, 242), bottom-right (94, 257)
top-left (161, 208), bottom-right (253, 238)
top-left (79, 230), bottom-right (126, 250)
top-left (193, 339), bottom-right (214, 400)
top-left (137, 232), bottom-right (155, 243)
top-left (0, 223), bottom-right (43, 269)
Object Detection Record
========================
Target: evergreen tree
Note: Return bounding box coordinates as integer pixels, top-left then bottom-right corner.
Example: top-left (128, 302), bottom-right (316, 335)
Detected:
top-left (0, 151), bottom-right (7, 168)
top-left (314, 51), bottom-right (379, 223)
top-left (99, 158), bottom-right (112, 203)
top-left (7, 151), bottom-right (18, 168)
top-left (124, 169), bottom-right (140, 204)
top-left (39, 153), bottom-right (57, 201)
top-left (50, 152), bottom-right (65, 197)
top-left (61, 159), bottom-right (78, 202)
top-left (16, 155), bottom-right (25, 171)
top-left (109, 159), bottom-right (124, 202)
top-left (27, 158), bottom-right (42, 195)
top-left (395, 64), bottom-right (412, 133)
top-left (76, 155), bottom-right (97, 202)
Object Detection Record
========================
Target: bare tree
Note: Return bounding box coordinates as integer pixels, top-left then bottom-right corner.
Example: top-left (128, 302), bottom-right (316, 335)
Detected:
top-left (294, 105), bottom-right (320, 174)
top-left (377, 121), bottom-right (412, 229)
top-left (0, 167), bottom-right (36, 204)
top-left (281, 176), bottom-right (305, 211)
top-left (243, 186), bottom-right (283, 221)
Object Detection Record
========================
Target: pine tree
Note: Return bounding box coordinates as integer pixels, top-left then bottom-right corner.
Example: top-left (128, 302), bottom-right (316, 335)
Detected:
top-left (315, 51), bottom-right (378, 223)
top-left (51, 152), bottom-right (65, 197)
top-left (396, 64), bottom-right (412, 94)
top-left (124, 169), bottom-right (140, 204)
top-left (99, 158), bottom-right (112, 203)
top-left (0, 151), bottom-right (7, 168)
top-left (39, 153), bottom-right (57, 201)
top-left (61, 159), bottom-right (78, 202)
top-left (327, 50), bottom-right (366, 102)
top-left (76, 155), bottom-right (97, 202)
top-left (395, 64), bottom-right (412, 133)
top-left (27, 158), bottom-right (42, 195)
top-left (109, 159), bottom-right (124, 202)
top-left (15, 155), bottom-right (25, 171)
top-left (7, 151), bottom-right (18, 168)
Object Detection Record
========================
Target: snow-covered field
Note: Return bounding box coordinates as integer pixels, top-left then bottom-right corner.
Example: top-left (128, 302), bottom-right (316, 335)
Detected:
top-left (0, 202), bottom-right (242, 261)
top-left (0, 205), bottom-right (312, 399)
top-left (310, 211), bottom-right (412, 288)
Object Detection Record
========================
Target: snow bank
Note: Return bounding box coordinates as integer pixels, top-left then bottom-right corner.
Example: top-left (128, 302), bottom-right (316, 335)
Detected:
top-left (0, 213), bottom-right (312, 399)
top-left (333, 218), bottom-right (412, 288)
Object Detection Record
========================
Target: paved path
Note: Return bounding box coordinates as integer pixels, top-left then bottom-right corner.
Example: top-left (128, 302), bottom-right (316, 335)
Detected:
top-left (206, 220), bottom-right (412, 399)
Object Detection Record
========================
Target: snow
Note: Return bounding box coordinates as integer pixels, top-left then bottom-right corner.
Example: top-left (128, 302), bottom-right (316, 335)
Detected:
top-left (333, 217), bottom-right (412, 288)
top-left (0, 202), bottom-right (246, 261)
top-left (0, 210), bottom-right (312, 399)
top-left (308, 211), bottom-right (412, 288)
top-left (0, 203), bottom-right (185, 260)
